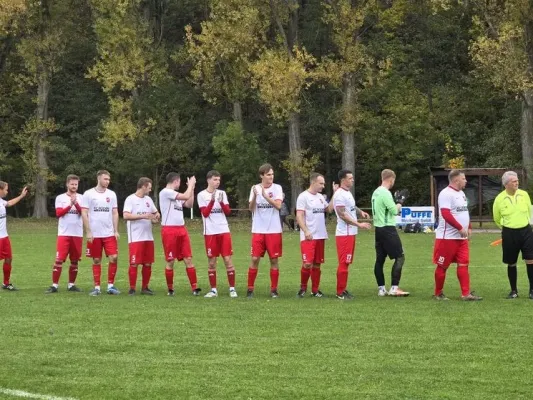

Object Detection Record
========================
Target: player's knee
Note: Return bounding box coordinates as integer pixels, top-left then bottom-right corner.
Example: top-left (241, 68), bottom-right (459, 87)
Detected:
top-left (109, 255), bottom-right (118, 263)
top-left (251, 257), bottom-right (260, 266)
top-left (183, 257), bottom-right (193, 267)
top-left (93, 258), bottom-right (102, 265)
top-left (303, 263), bottom-right (312, 269)
top-left (208, 260), bottom-right (217, 269)
top-left (4, 258), bottom-right (11, 264)
top-left (270, 258), bottom-right (279, 268)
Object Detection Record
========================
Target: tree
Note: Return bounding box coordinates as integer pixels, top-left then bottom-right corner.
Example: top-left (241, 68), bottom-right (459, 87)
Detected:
top-left (470, 0), bottom-right (533, 181)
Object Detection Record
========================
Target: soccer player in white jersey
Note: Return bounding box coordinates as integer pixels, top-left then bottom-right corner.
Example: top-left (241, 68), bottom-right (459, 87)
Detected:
top-left (159, 172), bottom-right (200, 296)
top-left (123, 177), bottom-right (160, 296)
top-left (247, 163), bottom-right (284, 298)
top-left (197, 170), bottom-right (237, 298)
top-left (0, 181), bottom-right (27, 291)
top-left (295, 173), bottom-right (336, 298)
top-left (81, 170), bottom-right (121, 296)
top-left (333, 169), bottom-right (371, 300)
top-left (46, 175), bottom-right (83, 293)
top-left (433, 169), bottom-right (482, 301)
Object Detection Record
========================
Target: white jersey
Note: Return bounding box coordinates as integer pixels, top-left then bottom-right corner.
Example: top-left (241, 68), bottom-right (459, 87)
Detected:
top-left (334, 189), bottom-right (358, 236)
top-left (436, 186), bottom-right (469, 240)
top-left (249, 184), bottom-right (283, 234)
top-left (81, 188), bottom-right (118, 238)
top-left (55, 193), bottom-right (83, 237)
top-left (197, 189), bottom-right (230, 235)
top-left (0, 199), bottom-right (7, 239)
top-left (159, 188), bottom-right (186, 227)
top-left (296, 190), bottom-right (328, 241)
top-left (123, 194), bottom-right (158, 243)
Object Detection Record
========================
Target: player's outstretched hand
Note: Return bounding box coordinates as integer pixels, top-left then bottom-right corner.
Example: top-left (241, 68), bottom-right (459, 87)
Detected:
top-left (332, 182), bottom-right (339, 192)
top-left (394, 189), bottom-right (409, 205)
top-left (358, 222), bottom-right (372, 230)
top-left (252, 185), bottom-right (259, 197)
top-left (187, 176), bottom-right (196, 186)
top-left (218, 192), bottom-right (224, 203)
top-left (20, 186), bottom-right (28, 198)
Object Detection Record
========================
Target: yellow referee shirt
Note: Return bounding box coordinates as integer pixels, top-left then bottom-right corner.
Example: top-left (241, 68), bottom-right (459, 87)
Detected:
top-left (493, 189), bottom-right (532, 229)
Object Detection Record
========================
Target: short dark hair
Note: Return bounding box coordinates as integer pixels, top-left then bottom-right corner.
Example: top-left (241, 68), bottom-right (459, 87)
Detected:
top-left (207, 170), bottom-right (221, 180)
top-left (0, 181), bottom-right (7, 190)
top-left (338, 169), bottom-right (352, 181)
top-left (66, 175), bottom-right (79, 184)
top-left (310, 172), bottom-right (323, 183)
top-left (97, 170), bottom-right (110, 178)
top-left (166, 172), bottom-right (180, 184)
top-left (448, 169), bottom-right (464, 182)
top-left (137, 177), bottom-right (152, 189)
top-left (259, 163), bottom-right (273, 176)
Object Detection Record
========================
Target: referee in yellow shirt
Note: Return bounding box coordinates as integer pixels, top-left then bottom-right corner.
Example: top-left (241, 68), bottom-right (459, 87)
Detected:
top-left (493, 171), bottom-right (533, 299)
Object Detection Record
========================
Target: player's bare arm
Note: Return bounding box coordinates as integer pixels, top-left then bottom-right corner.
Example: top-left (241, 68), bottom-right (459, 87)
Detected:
top-left (123, 212), bottom-right (155, 221)
top-left (356, 207), bottom-right (370, 219)
top-left (6, 186), bottom-right (28, 207)
top-left (249, 185), bottom-right (258, 212)
top-left (261, 186), bottom-right (282, 210)
top-left (176, 176), bottom-right (196, 201)
top-left (336, 206), bottom-right (371, 229)
top-left (81, 209), bottom-right (93, 242)
top-left (296, 210), bottom-right (312, 240)
top-left (326, 182), bottom-right (339, 213)
top-left (112, 208), bottom-right (120, 239)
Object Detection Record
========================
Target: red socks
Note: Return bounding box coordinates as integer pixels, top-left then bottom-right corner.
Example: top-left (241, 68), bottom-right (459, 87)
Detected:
top-left (227, 268), bottom-right (236, 287)
top-left (141, 265), bottom-right (151, 289)
top-left (68, 264), bottom-right (78, 284)
top-left (128, 266), bottom-right (137, 290)
top-left (434, 266), bottom-right (447, 295)
top-left (208, 269), bottom-right (217, 289)
top-left (92, 264), bottom-right (101, 286)
top-left (270, 268), bottom-right (279, 290)
top-left (3, 262), bottom-right (11, 285)
top-left (311, 268), bottom-right (321, 293)
top-left (52, 262), bottom-right (62, 285)
top-left (108, 262), bottom-right (117, 285)
top-left (300, 267), bottom-right (311, 290)
top-left (186, 266), bottom-right (198, 290)
top-left (336, 263), bottom-right (349, 295)
top-left (247, 267), bottom-right (258, 290)
top-left (165, 268), bottom-right (174, 290)
top-left (457, 265), bottom-right (470, 296)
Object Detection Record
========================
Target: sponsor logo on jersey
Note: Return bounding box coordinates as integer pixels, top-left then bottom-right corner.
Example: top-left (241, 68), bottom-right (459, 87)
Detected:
top-left (257, 203), bottom-right (274, 209)
top-left (106, 197), bottom-right (110, 203)
top-left (312, 208), bottom-right (326, 214)
top-left (173, 204), bottom-right (183, 211)
top-left (94, 206), bottom-right (110, 212)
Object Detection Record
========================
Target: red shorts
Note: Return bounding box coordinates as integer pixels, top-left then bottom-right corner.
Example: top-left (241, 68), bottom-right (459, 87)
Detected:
top-left (336, 235), bottom-right (356, 265)
top-left (129, 241), bottom-right (155, 265)
top-left (56, 236), bottom-right (82, 263)
top-left (204, 233), bottom-right (233, 258)
top-left (162, 226), bottom-right (192, 261)
top-left (301, 239), bottom-right (325, 264)
top-left (0, 237), bottom-right (12, 260)
top-left (86, 237), bottom-right (118, 259)
top-left (433, 239), bottom-right (469, 268)
top-left (251, 233), bottom-right (282, 258)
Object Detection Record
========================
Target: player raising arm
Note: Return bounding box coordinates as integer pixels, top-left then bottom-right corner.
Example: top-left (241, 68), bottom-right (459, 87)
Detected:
top-left (0, 181), bottom-right (27, 291)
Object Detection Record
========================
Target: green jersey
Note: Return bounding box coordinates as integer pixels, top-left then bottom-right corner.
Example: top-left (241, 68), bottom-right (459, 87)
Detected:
top-left (371, 186), bottom-right (398, 227)
top-left (492, 188), bottom-right (531, 229)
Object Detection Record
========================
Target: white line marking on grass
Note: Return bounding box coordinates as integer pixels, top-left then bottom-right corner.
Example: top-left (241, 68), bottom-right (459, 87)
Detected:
top-left (0, 388), bottom-right (78, 400)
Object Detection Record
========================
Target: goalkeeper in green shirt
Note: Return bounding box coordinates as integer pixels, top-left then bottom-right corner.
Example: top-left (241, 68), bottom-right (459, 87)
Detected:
top-left (492, 170), bottom-right (533, 299)
top-left (371, 169), bottom-right (409, 297)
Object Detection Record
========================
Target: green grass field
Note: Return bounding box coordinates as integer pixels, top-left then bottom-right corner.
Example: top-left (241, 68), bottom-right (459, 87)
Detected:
top-left (0, 219), bottom-right (532, 400)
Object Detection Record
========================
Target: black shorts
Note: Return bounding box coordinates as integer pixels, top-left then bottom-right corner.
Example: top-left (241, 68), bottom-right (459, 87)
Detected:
top-left (502, 225), bottom-right (533, 264)
top-left (375, 226), bottom-right (404, 259)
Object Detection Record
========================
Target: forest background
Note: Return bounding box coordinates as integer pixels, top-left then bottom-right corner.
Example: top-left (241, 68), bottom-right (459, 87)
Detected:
top-left (1, 0), bottom-right (531, 216)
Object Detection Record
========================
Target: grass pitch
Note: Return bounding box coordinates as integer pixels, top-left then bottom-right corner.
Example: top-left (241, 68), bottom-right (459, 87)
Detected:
top-left (0, 219), bottom-right (531, 400)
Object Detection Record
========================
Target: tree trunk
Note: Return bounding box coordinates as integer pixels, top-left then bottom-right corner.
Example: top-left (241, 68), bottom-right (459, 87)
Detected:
top-left (153, 166), bottom-right (160, 208)
top-left (33, 74), bottom-right (50, 218)
top-left (341, 74), bottom-right (356, 195)
top-left (288, 111), bottom-right (303, 212)
top-left (232, 101), bottom-right (242, 124)
top-left (521, 90), bottom-right (533, 185)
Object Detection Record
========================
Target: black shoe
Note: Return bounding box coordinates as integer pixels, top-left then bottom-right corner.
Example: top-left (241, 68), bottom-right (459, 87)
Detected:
top-left (167, 289), bottom-right (175, 296)
top-left (246, 289), bottom-right (254, 298)
top-left (270, 289), bottom-right (279, 298)
top-left (67, 285), bottom-right (82, 292)
top-left (341, 290), bottom-right (354, 300)
top-left (529, 290), bottom-right (533, 300)
top-left (297, 288), bottom-right (306, 298)
top-left (192, 288), bottom-right (202, 296)
top-left (507, 290), bottom-right (519, 299)
top-left (2, 283), bottom-right (18, 291)
top-left (311, 290), bottom-right (324, 298)
top-left (141, 287), bottom-right (154, 295)
top-left (45, 286), bottom-right (58, 294)
top-left (128, 289), bottom-right (136, 296)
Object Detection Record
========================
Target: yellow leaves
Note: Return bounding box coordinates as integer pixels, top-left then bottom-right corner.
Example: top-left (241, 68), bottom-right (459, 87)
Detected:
top-left (100, 97), bottom-right (138, 145)
top-left (0, 0), bottom-right (26, 34)
top-left (250, 47), bottom-right (316, 121)
top-left (281, 148), bottom-right (320, 181)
